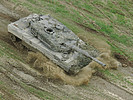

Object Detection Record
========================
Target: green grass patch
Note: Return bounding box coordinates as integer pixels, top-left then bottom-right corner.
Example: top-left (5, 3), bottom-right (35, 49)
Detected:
top-left (92, 0), bottom-right (105, 7)
top-left (96, 21), bottom-right (114, 34)
top-left (107, 41), bottom-right (124, 55)
top-left (0, 49), bottom-right (4, 56)
top-left (0, 81), bottom-right (16, 96)
top-left (21, 83), bottom-right (57, 100)
top-left (115, 14), bottom-right (126, 25)
top-left (10, 0), bottom-right (17, 3)
top-left (0, 81), bottom-right (4, 85)
top-left (110, 34), bottom-right (132, 46)
top-left (9, 90), bottom-right (15, 94)
top-left (0, 94), bottom-right (5, 100)
top-left (99, 69), bottom-right (133, 86)
top-left (27, 0), bottom-right (37, 4)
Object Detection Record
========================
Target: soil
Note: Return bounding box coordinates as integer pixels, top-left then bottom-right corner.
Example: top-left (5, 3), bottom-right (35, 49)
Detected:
top-left (114, 53), bottom-right (133, 67)
top-left (0, 0), bottom-right (133, 100)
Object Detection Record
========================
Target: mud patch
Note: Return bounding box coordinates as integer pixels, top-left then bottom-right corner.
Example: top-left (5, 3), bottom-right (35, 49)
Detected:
top-left (0, 12), bottom-right (17, 22)
top-left (114, 53), bottom-right (133, 67)
top-left (27, 52), bottom-right (121, 86)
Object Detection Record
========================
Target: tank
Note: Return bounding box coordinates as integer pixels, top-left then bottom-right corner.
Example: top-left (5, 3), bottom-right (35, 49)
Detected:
top-left (8, 14), bottom-right (105, 74)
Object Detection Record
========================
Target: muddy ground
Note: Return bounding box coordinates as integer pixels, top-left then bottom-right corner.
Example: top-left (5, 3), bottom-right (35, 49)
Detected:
top-left (0, 1), bottom-right (133, 100)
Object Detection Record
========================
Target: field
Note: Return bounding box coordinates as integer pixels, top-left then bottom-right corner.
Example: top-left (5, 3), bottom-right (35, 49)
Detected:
top-left (10, 0), bottom-right (133, 60)
top-left (0, 0), bottom-right (133, 100)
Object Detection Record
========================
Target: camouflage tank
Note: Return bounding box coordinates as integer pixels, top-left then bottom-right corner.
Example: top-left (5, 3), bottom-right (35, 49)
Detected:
top-left (8, 14), bottom-right (105, 74)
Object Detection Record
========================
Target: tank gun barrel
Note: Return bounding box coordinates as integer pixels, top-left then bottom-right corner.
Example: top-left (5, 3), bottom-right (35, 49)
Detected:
top-left (66, 43), bottom-right (106, 67)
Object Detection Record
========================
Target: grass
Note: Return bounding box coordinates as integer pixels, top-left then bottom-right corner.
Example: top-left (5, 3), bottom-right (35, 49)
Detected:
top-left (98, 69), bottom-right (133, 86)
top-left (0, 81), bottom-right (4, 85)
top-left (20, 82), bottom-right (59, 100)
top-left (0, 94), bottom-right (5, 100)
top-left (0, 40), bottom-right (24, 62)
top-left (0, 81), bottom-right (16, 99)
top-left (107, 41), bottom-right (124, 55)
top-left (27, 86), bottom-right (55, 99)
top-left (81, 83), bottom-right (116, 100)
top-left (110, 34), bottom-right (132, 46)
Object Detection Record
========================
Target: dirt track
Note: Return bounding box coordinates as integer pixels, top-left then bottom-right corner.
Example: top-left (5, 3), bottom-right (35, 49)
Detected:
top-left (0, 1), bottom-right (133, 100)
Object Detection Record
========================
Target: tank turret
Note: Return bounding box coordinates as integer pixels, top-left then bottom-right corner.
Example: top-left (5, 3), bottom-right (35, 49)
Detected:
top-left (30, 14), bottom-right (79, 52)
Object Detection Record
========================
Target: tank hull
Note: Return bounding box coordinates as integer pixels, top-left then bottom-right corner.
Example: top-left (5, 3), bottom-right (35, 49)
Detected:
top-left (8, 14), bottom-right (99, 74)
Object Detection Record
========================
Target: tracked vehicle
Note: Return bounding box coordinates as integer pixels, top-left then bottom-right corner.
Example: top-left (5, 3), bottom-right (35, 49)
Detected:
top-left (8, 14), bottom-right (105, 74)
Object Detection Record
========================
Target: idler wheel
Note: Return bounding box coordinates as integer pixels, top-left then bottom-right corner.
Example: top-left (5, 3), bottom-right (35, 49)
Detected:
top-left (10, 34), bottom-right (16, 42)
